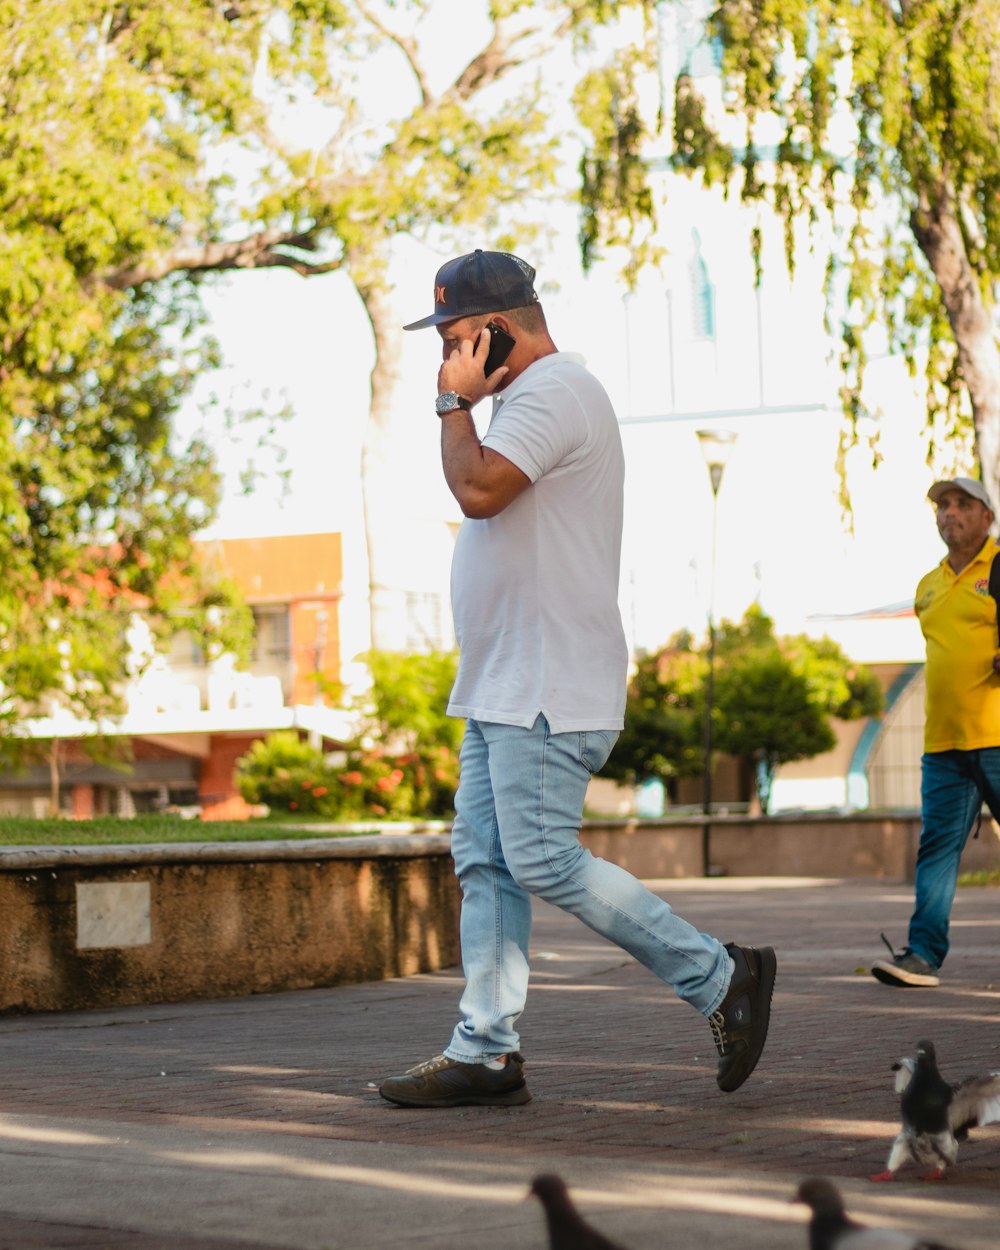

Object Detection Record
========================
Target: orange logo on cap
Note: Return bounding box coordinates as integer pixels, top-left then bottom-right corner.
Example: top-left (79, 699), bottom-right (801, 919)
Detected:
top-left (435, 284), bottom-right (448, 305)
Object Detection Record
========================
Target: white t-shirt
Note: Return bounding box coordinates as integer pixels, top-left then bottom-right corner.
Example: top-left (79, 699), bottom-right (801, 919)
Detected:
top-left (447, 352), bottom-right (627, 732)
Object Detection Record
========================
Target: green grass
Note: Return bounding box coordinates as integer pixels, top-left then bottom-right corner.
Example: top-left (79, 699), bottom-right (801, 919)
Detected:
top-left (0, 817), bottom-right (373, 847)
top-left (958, 867), bottom-right (1000, 887)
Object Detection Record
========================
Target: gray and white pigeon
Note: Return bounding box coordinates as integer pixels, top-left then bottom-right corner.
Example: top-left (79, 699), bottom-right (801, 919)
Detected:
top-left (529, 1174), bottom-right (628, 1250)
top-left (870, 1038), bottom-right (1000, 1181)
top-left (794, 1177), bottom-right (962, 1249)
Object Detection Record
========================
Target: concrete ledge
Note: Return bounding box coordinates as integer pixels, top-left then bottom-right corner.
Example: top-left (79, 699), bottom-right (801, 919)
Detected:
top-left (4, 813), bottom-right (998, 1015)
top-left (0, 832), bottom-right (452, 870)
top-left (0, 835), bottom-right (459, 1014)
top-left (579, 811), bottom-right (1000, 879)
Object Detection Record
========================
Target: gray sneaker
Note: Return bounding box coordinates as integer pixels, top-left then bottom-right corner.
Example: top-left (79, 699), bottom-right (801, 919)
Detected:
top-left (871, 936), bottom-right (940, 987)
top-left (379, 1052), bottom-right (531, 1108)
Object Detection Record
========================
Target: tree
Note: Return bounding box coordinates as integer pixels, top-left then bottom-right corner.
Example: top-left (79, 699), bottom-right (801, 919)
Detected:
top-left (713, 651), bottom-right (834, 813)
top-left (713, 607), bottom-right (883, 811)
top-left (599, 632), bottom-right (703, 796)
top-left (356, 649), bottom-right (463, 760)
top-left (580, 2), bottom-right (1000, 502)
top-left (0, 0), bottom-right (290, 744)
top-left (606, 606), bottom-right (882, 812)
top-left (2, 0), bottom-right (663, 659)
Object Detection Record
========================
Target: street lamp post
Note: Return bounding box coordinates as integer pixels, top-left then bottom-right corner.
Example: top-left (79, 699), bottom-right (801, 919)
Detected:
top-left (696, 428), bottom-right (738, 876)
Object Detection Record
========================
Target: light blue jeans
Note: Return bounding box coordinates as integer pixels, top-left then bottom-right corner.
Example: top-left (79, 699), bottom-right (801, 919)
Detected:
top-left (909, 748), bottom-right (1000, 968)
top-left (444, 715), bottom-right (733, 1062)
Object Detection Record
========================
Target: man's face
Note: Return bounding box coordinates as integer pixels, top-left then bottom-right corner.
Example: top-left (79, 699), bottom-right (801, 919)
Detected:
top-left (934, 488), bottom-right (994, 549)
top-left (437, 315), bottom-right (487, 363)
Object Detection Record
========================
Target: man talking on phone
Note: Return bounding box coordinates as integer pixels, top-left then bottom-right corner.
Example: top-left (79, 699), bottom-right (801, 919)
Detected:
top-left (379, 249), bottom-right (776, 1108)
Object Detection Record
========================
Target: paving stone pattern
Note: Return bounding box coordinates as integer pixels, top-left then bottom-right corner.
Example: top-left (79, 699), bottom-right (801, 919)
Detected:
top-left (0, 877), bottom-right (997, 1249)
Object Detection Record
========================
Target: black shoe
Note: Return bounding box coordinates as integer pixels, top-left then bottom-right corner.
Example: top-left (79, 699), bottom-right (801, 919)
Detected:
top-left (710, 942), bottom-right (776, 1093)
top-left (379, 1052), bottom-right (531, 1108)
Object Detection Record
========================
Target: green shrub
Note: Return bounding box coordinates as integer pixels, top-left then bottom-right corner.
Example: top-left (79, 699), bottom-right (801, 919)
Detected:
top-left (331, 742), bottom-right (459, 820)
top-left (235, 732), bottom-right (338, 816)
top-left (235, 651), bottom-right (462, 821)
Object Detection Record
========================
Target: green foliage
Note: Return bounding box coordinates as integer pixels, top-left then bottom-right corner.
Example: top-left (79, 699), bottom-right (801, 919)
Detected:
top-left (0, 816), bottom-right (363, 847)
top-left (957, 867), bottom-right (1000, 889)
top-left (236, 652), bottom-right (462, 820)
top-left (606, 605), bottom-right (883, 812)
top-left (0, 0), bottom-right (327, 734)
top-left (783, 634), bottom-right (884, 722)
top-left (0, 0), bottom-right (679, 719)
top-left (599, 636), bottom-right (703, 790)
top-left (273, 2), bottom-right (664, 276)
top-left (234, 732), bottom-right (327, 812)
top-left (332, 740), bottom-right (459, 821)
top-left (715, 605), bottom-right (882, 811)
top-left (358, 651), bottom-right (464, 759)
top-left (576, 2), bottom-right (1000, 492)
top-left (575, 39), bottom-right (663, 284)
top-left (707, 1), bottom-right (1000, 477)
top-left (713, 651), bottom-right (835, 813)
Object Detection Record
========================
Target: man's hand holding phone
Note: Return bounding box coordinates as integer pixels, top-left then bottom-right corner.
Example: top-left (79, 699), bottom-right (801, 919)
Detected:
top-left (438, 322), bottom-right (516, 407)
top-left (479, 322), bottom-right (516, 377)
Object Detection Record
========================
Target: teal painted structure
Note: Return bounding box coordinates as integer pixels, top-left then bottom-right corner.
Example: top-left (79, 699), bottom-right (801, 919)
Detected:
top-left (846, 662), bottom-right (922, 808)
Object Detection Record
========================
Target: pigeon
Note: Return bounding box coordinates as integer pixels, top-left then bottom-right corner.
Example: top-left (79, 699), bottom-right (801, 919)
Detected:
top-left (529, 1173), bottom-right (628, 1250)
top-left (793, 1177), bottom-right (962, 1249)
top-left (870, 1038), bottom-right (1000, 1181)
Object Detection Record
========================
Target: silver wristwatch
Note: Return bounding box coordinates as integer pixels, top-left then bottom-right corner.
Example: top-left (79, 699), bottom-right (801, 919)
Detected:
top-left (435, 391), bottom-right (472, 416)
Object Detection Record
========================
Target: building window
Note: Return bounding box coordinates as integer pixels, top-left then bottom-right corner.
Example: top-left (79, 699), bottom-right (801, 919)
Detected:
top-left (252, 606), bottom-right (291, 661)
top-left (166, 630), bottom-right (204, 667)
top-left (689, 230), bottom-right (716, 340)
top-left (403, 591), bottom-right (448, 652)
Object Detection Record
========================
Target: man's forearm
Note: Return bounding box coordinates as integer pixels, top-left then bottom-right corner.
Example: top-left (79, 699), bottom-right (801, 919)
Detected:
top-left (440, 409), bottom-right (529, 519)
top-left (440, 409), bottom-right (494, 518)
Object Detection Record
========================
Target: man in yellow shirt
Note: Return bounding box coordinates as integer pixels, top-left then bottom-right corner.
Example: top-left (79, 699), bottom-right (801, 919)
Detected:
top-left (872, 476), bottom-right (1000, 987)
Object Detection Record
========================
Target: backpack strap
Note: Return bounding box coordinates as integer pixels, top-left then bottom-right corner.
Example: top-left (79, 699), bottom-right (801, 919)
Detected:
top-left (990, 549), bottom-right (1000, 647)
top-left (970, 548), bottom-right (1000, 840)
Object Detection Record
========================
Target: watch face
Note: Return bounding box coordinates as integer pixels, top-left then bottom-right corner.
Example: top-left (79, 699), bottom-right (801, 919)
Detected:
top-left (435, 391), bottom-right (460, 413)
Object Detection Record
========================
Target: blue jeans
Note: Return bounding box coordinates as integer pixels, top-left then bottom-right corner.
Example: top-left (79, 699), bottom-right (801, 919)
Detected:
top-left (910, 748), bottom-right (1000, 968)
top-left (444, 715), bottom-right (732, 1062)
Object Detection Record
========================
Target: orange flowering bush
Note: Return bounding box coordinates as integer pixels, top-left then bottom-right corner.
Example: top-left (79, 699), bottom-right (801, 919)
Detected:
top-left (235, 733), bottom-right (340, 816)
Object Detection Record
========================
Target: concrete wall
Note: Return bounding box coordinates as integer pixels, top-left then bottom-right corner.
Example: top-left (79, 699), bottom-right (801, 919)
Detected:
top-left (3, 815), bottom-right (998, 1015)
top-left (579, 812), bottom-right (1000, 880)
top-left (0, 835), bottom-right (459, 1014)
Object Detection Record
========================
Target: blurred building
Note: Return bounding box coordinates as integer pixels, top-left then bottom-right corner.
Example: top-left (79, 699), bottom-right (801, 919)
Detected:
top-left (0, 533), bottom-right (352, 821)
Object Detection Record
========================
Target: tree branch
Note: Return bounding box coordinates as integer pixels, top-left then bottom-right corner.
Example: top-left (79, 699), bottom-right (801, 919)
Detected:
top-left (94, 229), bottom-right (341, 289)
top-left (448, 17), bottom-right (548, 102)
top-left (911, 177), bottom-right (1000, 490)
top-left (354, 0), bottom-right (431, 106)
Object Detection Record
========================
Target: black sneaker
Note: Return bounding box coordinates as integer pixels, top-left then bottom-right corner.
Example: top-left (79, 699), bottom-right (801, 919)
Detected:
top-left (871, 934), bottom-right (939, 987)
top-left (379, 1052), bottom-right (531, 1108)
top-left (709, 942), bottom-right (776, 1093)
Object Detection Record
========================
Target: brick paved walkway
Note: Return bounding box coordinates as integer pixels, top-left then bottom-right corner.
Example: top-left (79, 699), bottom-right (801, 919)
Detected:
top-left (0, 877), bottom-right (998, 1248)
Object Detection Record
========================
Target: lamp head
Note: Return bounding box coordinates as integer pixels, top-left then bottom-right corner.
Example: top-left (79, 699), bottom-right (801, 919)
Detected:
top-left (696, 428), bottom-right (738, 495)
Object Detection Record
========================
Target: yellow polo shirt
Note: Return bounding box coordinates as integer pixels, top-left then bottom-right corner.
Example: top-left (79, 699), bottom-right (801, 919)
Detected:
top-left (916, 537), bottom-right (1000, 751)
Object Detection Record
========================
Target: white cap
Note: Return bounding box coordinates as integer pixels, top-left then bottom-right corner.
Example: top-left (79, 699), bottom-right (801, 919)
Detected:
top-left (927, 476), bottom-right (995, 513)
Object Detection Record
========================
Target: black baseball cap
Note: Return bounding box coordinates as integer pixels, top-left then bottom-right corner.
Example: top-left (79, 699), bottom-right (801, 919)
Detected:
top-left (403, 248), bottom-right (538, 330)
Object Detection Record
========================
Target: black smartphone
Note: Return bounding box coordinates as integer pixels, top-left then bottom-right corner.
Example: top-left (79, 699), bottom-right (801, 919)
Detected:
top-left (479, 321), bottom-right (516, 375)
